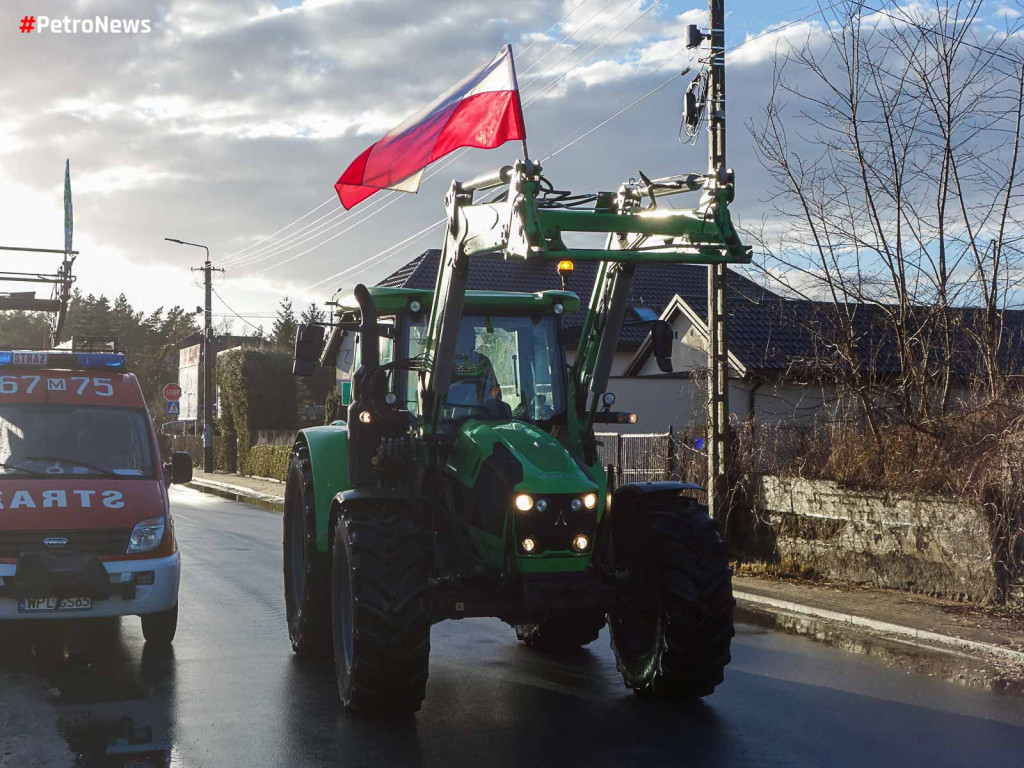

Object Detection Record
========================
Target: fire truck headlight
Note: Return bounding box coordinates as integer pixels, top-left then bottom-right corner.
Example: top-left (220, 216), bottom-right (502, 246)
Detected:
top-left (128, 516), bottom-right (165, 554)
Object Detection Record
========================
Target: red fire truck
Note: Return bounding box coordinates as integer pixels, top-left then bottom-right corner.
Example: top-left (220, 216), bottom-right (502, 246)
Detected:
top-left (0, 349), bottom-right (192, 644)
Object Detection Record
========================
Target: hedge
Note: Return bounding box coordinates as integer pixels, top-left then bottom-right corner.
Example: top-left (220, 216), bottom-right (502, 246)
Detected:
top-left (244, 444), bottom-right (292, 481)
top-left (217, 349), bottom-right (297, 475)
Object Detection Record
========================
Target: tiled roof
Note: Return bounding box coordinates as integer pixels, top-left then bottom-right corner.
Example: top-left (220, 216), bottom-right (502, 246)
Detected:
top-left (645, 294), bottom-right (1024, 377)
top-left (379, 250), bottom-right (1024, 377)
top-left (378, 249), bottom-right (775, 348)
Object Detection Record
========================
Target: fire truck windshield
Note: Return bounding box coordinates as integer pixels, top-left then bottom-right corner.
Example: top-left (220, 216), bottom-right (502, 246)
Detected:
top-left (0, 404), bottom-right (156, 478)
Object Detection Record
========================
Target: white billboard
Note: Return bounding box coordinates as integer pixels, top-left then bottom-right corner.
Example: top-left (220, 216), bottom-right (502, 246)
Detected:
top-left (178, 344), bottom-right (201, 421)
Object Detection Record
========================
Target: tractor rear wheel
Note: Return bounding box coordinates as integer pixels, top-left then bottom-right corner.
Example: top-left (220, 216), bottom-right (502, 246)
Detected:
top-left (608, 494), bottom-right (734, 698)
top-left (331, 508), bottom-right (431, 716)
top-left (283, 445), bottom-right (332, 659)
top-left (515, 613), bottom-right (605, 651)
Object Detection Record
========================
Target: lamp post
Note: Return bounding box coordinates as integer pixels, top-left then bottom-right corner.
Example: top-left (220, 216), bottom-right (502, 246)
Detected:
top-left (165, 237), bottom-right (220, 473)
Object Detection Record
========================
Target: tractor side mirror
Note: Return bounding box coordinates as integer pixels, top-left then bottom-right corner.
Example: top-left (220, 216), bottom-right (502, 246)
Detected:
top-left (167, 451), bottom-right (193, 485)
top-left (650, 320), bottom-right (674, 373)
top-left (293, 323), bottom-right (326, 377)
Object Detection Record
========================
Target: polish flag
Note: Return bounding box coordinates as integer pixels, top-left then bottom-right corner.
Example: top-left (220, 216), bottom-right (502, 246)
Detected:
top-left (335, 45), bottom-right (526, 210)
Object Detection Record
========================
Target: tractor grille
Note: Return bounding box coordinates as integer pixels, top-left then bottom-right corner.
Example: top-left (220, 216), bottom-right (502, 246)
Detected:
top-left (0, 529), bottom-right (132, 558)
top-left (513, 494), bottom-right (598, 554)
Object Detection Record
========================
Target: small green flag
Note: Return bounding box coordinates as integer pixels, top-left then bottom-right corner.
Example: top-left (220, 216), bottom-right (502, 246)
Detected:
top-left (64, 159), bottom-right (73, 255)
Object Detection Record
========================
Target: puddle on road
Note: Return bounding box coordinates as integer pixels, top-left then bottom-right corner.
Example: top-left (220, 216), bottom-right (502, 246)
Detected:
top-left (0, 619), bottom-right (178, 767)
top-left (736, 605), bottom-right (1024, 696)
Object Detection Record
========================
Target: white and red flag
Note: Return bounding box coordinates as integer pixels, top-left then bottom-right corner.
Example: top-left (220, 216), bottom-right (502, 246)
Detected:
top-left (335, 45), bottom-right (526, 210)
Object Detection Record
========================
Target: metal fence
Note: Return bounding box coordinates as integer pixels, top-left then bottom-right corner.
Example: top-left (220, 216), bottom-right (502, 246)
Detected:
top-left (596, 430), bottom-right (708, 502)
top-left (596, 432), bottom-right (673, 484)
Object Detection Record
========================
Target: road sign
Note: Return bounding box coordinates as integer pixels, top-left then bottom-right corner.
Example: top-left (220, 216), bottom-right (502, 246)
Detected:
top-left (166, 400), bottom-right (180, 416)
top-left (164, 382), bottom-right (182, 401)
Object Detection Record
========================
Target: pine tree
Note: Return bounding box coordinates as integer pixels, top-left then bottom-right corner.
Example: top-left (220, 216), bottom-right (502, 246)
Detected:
top-left (300, 302), bottom-right (325, 325)
top-left (272, 297), bottom-right (298, 351)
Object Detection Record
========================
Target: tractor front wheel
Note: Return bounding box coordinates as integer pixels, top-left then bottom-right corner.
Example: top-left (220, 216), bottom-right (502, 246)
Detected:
top-left (283, 445), bottom-right (332, 659)
top-left (331, 508), bottom-right (431, 716)
top-left (608, 494), bottom-right (734, 698)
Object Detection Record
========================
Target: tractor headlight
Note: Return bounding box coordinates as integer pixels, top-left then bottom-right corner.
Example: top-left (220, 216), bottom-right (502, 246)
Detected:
top-left (572, 534), bottom-right (590, 552)
top-left (515, 494), bottom-right (534, 512)
top-left (571, 498), bottom-right (582, 511)
top-left (521, 537), bottom-right (537, 553)
top-left (582, 493), bottom-right (598, 510)
top-left (127, 516), bottom-right (165, 554)
top-left (535, 499), bottom-right (548, 512)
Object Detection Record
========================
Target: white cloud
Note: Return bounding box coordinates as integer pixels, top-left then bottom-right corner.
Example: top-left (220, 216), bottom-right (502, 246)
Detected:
top-left (0, 0), bottom-right (850, 319)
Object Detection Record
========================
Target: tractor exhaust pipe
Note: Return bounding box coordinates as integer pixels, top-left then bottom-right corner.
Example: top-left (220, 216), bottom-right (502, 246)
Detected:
top-left (353, 283), bottom-right (379, 375)
top-left (349, 284), bottom-right (380, 488)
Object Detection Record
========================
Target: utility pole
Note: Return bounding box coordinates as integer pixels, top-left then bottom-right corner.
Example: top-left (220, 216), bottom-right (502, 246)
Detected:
top-left (706, 0), bottom-right (729, 521)
top-left (166, 238), bottom-right (223, 473)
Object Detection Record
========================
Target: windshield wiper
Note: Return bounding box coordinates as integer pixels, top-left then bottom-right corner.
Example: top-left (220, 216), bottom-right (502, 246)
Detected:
top-left (24, 455), bottom-right (119, 477)
top-left (0, 461), bottom-right (33, 474)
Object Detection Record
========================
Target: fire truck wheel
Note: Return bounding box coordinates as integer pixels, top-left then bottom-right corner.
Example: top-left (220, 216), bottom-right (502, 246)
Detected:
top-left (141, 603), bottom-right (178, 646)
top-left (284, 444), bottom-right (332, 659)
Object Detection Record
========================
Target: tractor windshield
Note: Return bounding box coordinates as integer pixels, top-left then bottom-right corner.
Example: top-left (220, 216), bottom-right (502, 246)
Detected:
top-left (405, 314), bottom-right (566, 422)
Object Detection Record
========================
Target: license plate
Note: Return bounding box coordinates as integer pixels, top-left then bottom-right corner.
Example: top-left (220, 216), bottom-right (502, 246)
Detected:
top-left (18, 596), bottom-right (92, 613)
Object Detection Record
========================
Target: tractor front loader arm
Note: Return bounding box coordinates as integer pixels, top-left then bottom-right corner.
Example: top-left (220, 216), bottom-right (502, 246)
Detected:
top-left (417, 159), bottom-right (752, 452)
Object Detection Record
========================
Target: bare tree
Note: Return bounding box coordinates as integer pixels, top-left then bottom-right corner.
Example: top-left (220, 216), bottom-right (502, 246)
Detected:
top-left (748, 0), bottom-right (1024, 435)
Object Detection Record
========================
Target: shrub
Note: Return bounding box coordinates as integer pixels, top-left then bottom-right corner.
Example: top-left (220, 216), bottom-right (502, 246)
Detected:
top-left (217, 349), bottom-right (297, 475)
top-left (244, 444), bottom-right (292, 481)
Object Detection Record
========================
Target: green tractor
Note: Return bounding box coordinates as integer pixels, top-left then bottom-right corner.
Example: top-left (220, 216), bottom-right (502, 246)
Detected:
top-left (286, 158), bottom-right (749, 715)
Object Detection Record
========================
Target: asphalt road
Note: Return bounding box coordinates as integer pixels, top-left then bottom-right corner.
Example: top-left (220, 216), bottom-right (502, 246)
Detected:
top-left (3, 486), bottom-right (1024, 767)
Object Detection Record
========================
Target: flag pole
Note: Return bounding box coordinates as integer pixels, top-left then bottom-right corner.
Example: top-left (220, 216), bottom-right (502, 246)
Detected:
top-left (508, 45), bottom-right (529, 161)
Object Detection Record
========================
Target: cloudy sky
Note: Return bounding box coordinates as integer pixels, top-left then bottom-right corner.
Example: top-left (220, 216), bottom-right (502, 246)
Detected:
top-left (0, 0), bottom-right (1020, 330)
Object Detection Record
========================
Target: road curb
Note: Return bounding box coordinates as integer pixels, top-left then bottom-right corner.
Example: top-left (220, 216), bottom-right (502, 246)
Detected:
top-left (184, 479), bottom-right (284, 513)
top-left (734, 589), bottom-right (1024, 665)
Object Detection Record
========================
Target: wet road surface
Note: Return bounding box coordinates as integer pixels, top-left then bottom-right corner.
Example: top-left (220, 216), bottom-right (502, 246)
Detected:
top-left (3, 486), bottom-right (1024, 767)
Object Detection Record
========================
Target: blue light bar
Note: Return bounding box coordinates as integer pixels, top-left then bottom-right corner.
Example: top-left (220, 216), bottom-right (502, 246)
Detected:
top-left (0, 352), bottom-right (11, 367)
top-left (75, 353), bottom-right (126, 370)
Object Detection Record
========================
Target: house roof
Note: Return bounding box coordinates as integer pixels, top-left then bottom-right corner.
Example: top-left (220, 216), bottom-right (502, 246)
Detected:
top-left (379, 249), bottom-right (775, 348)
top-left (625, 292), bottom-right (1024, 379)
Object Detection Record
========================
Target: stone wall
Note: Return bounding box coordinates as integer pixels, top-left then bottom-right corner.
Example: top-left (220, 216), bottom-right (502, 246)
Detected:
top-left (743, 475), bottom-right (999, 602)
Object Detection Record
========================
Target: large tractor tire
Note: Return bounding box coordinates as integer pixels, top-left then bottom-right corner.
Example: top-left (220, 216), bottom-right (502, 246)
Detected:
top-left (283, 444), bottom-right (332, 659)
top-left (608, 494), bottom-right (734, 698)
top-left (331, 508), bottom-right (431, 716)
top-left (515, 613), bottom-right (605, 651)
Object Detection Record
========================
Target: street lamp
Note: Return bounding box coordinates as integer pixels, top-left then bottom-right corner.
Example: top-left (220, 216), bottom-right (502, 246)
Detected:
top-left (164, 237), bottom-right (209, 260)
top-left (165, 237), bottom-right (215, 473)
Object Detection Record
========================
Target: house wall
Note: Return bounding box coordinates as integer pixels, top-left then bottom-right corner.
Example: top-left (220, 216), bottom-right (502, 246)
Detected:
top-left (566, 347), bottom-right (634, 376)
top-left (623, 309), bottom-right (848, 432)
top-left (606, 375), bottom-right (750, 433)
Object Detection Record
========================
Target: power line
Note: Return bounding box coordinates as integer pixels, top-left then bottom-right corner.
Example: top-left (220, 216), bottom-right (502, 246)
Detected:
top-left (543, 0), bottom-right (850, 159)
top-left (858, 2), bottom-right (1022, 68)
top-left (523, 0), bottom-right (666, 107)
top-left (222, 195), bottom-right (335, 261)
top-left (211, 286), bottom-right (265, 333)
top-left (304, 217), bottom-right (447, 292)
top-left (246, 0), bottom-right (851, 286)
top-left (221, 1), bottom-right (603, 268)
top-left (231, 0), bottom-right (662, 274)
top-left (320, 0), bottom-right (854, 288)
top-left (520, 0), bottom-right (626, 87)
